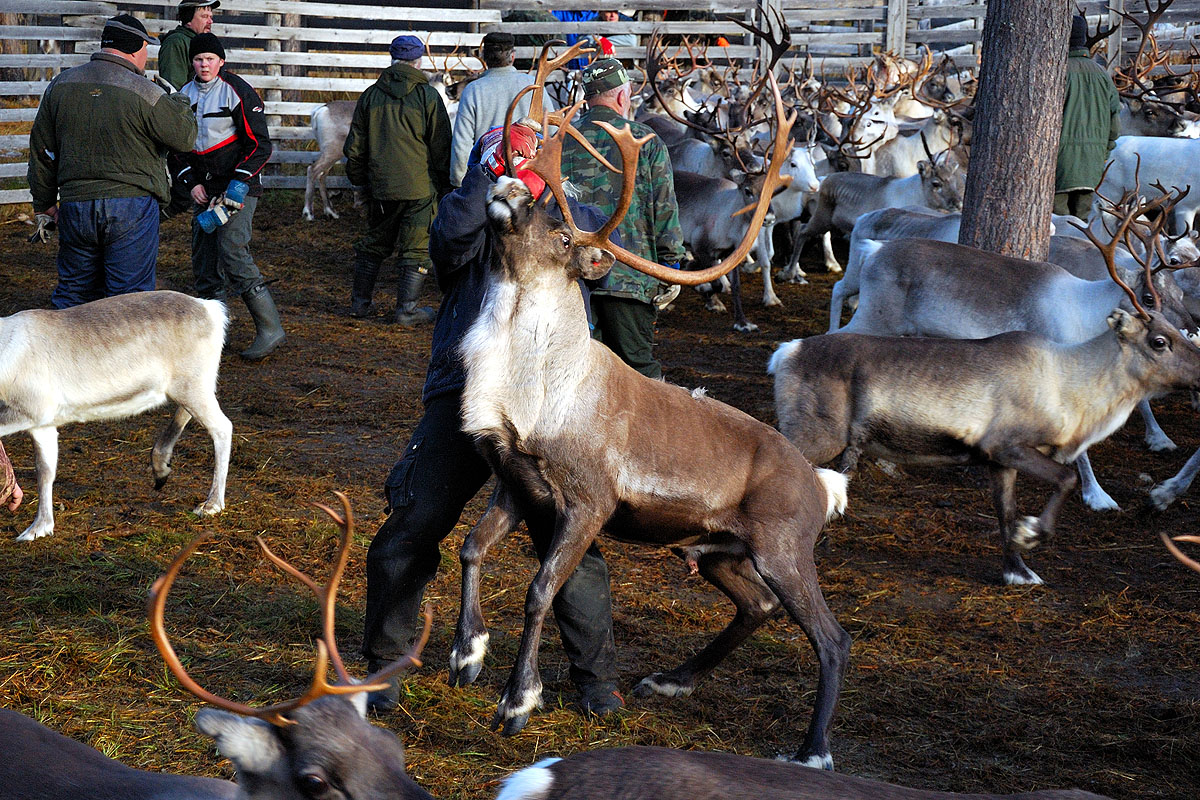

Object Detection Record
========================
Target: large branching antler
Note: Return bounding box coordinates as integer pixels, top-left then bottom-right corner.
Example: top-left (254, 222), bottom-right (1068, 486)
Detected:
top-left (1161, 533), bottom-right (1200, 574)
top-left (1072, 157), bottom-right (1191, 318)
top-left (148, 492), bottom-right (432, 727)
top-left (522, 72), bottom-right (794, 286)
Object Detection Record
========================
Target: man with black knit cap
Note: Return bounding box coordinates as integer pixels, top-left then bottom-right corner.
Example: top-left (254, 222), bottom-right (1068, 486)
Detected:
top-left (171, 32), bottom-right (284, 361)
top-left (27, 14), bottom-right (197, 309)
top-left (157, 0), bottom-right (220, 92)
top-left (344, 34), bottom-right (452, 324)
top-left (1055, 14), bottom-right (1121, 218)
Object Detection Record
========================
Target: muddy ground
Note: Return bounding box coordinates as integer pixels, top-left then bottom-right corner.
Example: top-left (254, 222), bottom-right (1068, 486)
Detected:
top-left (0, 191), bottom-right (1196, 799)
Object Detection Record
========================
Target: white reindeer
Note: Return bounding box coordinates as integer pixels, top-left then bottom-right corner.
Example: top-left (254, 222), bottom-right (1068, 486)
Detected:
top-left (0, 291), bottom-right (232, 541)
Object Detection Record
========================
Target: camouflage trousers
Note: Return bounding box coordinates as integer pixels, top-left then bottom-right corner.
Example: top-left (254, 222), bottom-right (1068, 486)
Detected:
top-left (354, 194), bottom-right (435, 267)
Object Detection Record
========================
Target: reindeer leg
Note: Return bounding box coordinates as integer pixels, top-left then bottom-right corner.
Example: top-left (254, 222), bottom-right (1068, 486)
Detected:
top-left (177, 391), bottom-right (232, 518)
top-left (987, 464), bottom-right (1040, 585)
top-left (634, 551), bottom-right (778, 698)
top-left (761, 251), bottom-right (782, 307)
top-left (18, 427), bottom-right (58, 542)
top-left (729, 266), bottom-right (758, 333)
top-left (1076, 451), bottom-right (1120, 512)
top-left (450, 486), bottom-right (522, 687)
top-left (492, 506), bottom-right (606, 736)
top-left (1150, 446), bottom-right (1200, 511)
top-left (1138, 398), bottom-right (1176, 452)
top-left (780, 218), bottom-right (810, 284)
top-left (821, 231), bottom-right (842, 273)
top-left (152, 406), bottom-right (192, 490)
top-left (303, 165), bottom-right (317, 221)
top-left (990, 447), bottom-right (1079, 585)
top-left (750, 536), bottom-right (850, 771)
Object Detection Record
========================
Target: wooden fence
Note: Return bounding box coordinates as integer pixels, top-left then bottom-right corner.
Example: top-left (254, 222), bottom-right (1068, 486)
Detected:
top-left (1, 0), bottom-right (1197, 206)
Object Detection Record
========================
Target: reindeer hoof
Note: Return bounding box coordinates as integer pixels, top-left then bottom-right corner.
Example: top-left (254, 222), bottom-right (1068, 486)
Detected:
top-left (16, 523), bottom-right (53, 542)
top-left (325, 209), bottom-right (340, 220)
top-left (633, 673), bottom-right (694, 698)
top-left (1146, 433), bottom-right (1177, 452)
top-left (193, 500), bottom-right (224, 517)
top-left (301, 209), bottom-right (314, 221)
top-left (448, 632), bottom-right (489, 687)
top-left (154, 473), bottom-right (170, 490)
top-left (1003, 566), bottom-right (1045, 586)
top-left (1148, 483), bottom-right (1179, 512)
top-left (493, 711), bottom-right (531, 737)
top-left (1012, 516), bottom-right (1043, 552)
top-left (733, 321), bottom-right (759, 333)
top-left (491, 684), bottom-right (542, 736)
top-left (1081, 485), bottom-right (1121, 512)
top-left (778, 752), bottom-right (834, 771)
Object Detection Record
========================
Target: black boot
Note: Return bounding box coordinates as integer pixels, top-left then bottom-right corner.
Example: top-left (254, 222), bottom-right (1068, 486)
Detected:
top-left (350, 256), bottom-right (382, 318)
top-left (240, 284), bottom-right (285, 360)
top-left (394, 262), bottom-right (435, 326)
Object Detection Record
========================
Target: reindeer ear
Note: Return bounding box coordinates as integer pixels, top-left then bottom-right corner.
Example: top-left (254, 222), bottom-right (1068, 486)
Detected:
top-left (194, 710), bottom-right (284, 775)
top-left (1107, 308), bottom-right (1138, 338)
top-left (918, 160), bottom-right (932, 178)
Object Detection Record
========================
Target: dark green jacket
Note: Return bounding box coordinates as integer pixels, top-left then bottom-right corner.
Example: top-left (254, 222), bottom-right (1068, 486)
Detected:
top-left (559, 105), bottom-right (686, 304)
top-left (1056, 49), bottom-right (1121, 193)
top-left (344, 62), bottom-right (452, 201)
top-left (156, 25), bottom-right (195, 92)
top-left (28, 52), bottom-right (197, 210)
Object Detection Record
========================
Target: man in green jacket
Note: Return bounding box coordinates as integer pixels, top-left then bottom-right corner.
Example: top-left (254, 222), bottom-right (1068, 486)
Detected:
top-left (1055, 15), bottom-right (1121, 218)
top-left (27, 14), bottom-right (197, 308)
top-left (558, 58), bottom-right (687, 379)
top-left (156, 0), bottom-right (219, 92)
top-left (344, 35), bottom-right (452, 325)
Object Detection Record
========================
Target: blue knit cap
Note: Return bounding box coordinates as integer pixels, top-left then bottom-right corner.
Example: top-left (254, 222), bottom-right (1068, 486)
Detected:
top-left (390, 35), bottom-right (424, 61)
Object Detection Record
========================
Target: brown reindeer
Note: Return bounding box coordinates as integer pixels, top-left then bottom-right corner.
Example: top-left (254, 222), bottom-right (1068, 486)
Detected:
top-left (445, 77), bottom-right (853, 769)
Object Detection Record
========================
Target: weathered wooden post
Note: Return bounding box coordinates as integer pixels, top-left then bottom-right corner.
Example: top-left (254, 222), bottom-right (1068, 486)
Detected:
top-left (886, 0), bottom-right (908, 56)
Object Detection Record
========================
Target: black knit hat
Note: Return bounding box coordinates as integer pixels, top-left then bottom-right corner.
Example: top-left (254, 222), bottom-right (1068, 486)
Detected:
top-left (100, 14), bottom-right (155, 54)
top-left (1070, 15), bottom-right (1088, 49)
top-left (189, 32), bottom-right (226, 61)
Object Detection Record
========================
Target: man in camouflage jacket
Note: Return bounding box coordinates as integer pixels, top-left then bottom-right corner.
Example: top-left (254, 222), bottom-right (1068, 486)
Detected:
top-left (558, 58), bottom-right (686, 379)
top-left (344, 35), bottom-right (452, 325)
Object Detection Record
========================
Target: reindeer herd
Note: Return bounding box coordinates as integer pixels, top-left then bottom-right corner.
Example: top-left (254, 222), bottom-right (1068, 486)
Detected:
top-left (4, 8), bottom-right (1200, 800)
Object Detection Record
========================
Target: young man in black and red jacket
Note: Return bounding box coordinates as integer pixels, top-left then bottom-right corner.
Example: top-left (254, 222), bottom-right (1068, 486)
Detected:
top-left (171, 32), bottom-right (284, 360)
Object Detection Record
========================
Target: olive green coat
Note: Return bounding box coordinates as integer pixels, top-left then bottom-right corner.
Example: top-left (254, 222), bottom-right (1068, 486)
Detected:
top-left (28, 52), bottom-right (197, 210)
top-left (1056, 50), bottom-right (1122, 193)
top-left (344, 62), bottom-right (452, 201)
top-left (156, 25), bottom-right (196, 92)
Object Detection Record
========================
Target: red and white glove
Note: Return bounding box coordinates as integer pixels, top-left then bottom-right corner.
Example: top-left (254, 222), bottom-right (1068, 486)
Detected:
top-left (478, 124), bottom-right (547, 199)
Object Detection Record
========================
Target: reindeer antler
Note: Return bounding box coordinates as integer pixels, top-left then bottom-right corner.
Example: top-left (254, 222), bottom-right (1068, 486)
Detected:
top-left (522, 72), bottom-right (794, 286)
top-left (148, 493), bottom-right (431, 726)
top-left (1161, 533), bottom-right (1200, 574)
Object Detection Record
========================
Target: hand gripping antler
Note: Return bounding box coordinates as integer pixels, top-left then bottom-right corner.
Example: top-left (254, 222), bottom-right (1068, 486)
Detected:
top-left (521, 72), bottom-right (794, 286)
top-left (1161, 533), bottom-right (1200, 574)
top-left (148, 492), bottom-right (432, 726)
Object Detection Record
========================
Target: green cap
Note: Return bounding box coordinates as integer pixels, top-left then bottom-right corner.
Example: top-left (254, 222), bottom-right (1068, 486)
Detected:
top-left (581, 58), bottom-right (629, 97)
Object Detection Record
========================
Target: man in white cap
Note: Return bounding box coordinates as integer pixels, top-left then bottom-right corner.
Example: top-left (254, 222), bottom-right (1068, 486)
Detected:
top-left (27, 14), bottom-right (197, 308)
top-left (157, 0), bottom-right (220, 92)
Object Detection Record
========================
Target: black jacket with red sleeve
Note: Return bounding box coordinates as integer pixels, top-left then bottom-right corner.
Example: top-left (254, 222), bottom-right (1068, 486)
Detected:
top-left (171, 67), bottom-right (272, 197)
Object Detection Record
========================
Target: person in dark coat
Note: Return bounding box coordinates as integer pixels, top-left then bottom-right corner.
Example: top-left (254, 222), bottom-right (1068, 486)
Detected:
top-left (1055, 15), bottom-right (1121, 218)
top-left (27, 15), bottom-right (197, 309)
top-left (361, 123), bottom-right (625, 720)
top-left (344, 35), bottom-right (452, 325)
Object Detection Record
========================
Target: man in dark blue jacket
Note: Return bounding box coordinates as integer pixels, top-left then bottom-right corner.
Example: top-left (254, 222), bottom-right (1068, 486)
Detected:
top-left (361, 124), bottom-right (624, 719)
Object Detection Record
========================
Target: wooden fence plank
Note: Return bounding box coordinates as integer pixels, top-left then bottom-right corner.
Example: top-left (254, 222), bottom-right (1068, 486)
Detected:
top-left (113, 0), bottom-right (501, 22)
top-left (0, 189), bottom-right (32, 205)
top-left (6, 0), bottom-right (116, 13)
top-left (477, 0), bottom-right (747, 9)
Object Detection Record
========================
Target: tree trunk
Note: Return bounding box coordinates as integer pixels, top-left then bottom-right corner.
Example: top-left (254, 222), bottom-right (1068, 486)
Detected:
top-left (957, 0), bottom-right (1071, 262)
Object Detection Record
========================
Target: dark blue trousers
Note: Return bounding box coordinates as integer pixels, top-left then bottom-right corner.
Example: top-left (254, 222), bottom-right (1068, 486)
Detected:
top-left (53, 196), bottom-right (159, 309)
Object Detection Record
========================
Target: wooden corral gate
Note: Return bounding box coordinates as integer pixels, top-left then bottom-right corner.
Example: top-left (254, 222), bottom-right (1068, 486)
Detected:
top-left (0, 0), bottom-right (1196, 206)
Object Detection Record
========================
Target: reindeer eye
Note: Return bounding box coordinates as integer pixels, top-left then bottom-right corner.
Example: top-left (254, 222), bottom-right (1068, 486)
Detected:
top-left (1143, 293), bottom-right (1155, 305)
top-left (299, 773), bottom-right (328, 796)
top-left (1151, 335), bottom-right (1170, 350)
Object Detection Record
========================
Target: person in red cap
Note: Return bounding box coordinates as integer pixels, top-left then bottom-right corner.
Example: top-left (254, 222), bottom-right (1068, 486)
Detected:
top-left (360, 122), bottom-right (626, 721)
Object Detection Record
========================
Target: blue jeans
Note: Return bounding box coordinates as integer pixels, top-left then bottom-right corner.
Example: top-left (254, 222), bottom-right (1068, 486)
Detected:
top-left (53, 196), bottom-right (159, 309)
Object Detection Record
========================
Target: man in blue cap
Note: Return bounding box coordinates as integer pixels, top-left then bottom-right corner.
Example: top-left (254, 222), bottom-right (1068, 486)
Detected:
top-left (344, 34), bottom-right (452, 324)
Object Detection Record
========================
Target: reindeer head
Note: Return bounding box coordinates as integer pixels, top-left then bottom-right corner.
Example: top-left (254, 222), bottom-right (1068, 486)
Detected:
top-left (918, 146), bottom-right (966, 212)
top-left (149, 494), bottom-right (435, 800)
top-left (486, 176), bottom-right (615, 283)
top-left (1107, 308), bottom-right (1200, 393)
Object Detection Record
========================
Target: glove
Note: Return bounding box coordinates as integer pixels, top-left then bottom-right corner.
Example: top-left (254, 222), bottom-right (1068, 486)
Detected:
top-left (478, 124), bottom-right (546, 199)
top-left (151, 72), bottom-right (177, 94)
top-left (222, 179), bottom-right (250, 210)
top-left (28, 212), bottom-right (56, 244)
top-left (597, 36), bottom-right (615, 56)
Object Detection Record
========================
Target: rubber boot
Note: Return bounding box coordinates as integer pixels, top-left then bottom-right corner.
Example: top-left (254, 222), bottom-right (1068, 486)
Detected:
top-left (394, 262), bottom-right (435, 326)
top-left (239, 284), bottom-right (286, 361)
top-left (350, 256), bottom-right (382, 318)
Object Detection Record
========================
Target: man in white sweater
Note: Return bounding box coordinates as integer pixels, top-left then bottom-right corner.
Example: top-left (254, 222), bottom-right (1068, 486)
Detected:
top-left (450, 32), bottom-right (550, 186)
